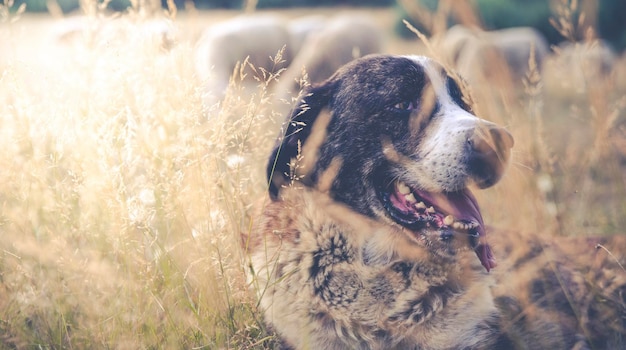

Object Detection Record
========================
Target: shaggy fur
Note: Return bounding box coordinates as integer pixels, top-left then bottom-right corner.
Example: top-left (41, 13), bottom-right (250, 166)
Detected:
top-left (246, 54), bottom-right (626, 349)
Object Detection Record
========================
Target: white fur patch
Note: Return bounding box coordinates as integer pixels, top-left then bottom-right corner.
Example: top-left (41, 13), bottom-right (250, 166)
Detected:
top-left (402, 55), bottom-right (495, 192)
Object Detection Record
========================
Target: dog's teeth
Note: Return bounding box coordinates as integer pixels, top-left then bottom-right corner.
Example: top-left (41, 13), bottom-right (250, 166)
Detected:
top-left (427, 206), bottom-right (435, 213)
top-left (458, 221), bottom-right (478, 229)
top-left (453, 222), bottom-right (468, 230)
top-left (405, 193), bottom-right (417, 203)
top-left (451, 221), bottom-right (480, 231)
top-left (416, 202), bottom-right (426, 209)
top-left (444, 215), bottom-right (454, 226)
top-left (397, 182), bottom-right (411, 195)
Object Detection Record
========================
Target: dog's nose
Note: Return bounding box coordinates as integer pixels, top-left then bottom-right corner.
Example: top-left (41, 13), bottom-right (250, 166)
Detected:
top-left (467, 124), bottom-right (514, 188)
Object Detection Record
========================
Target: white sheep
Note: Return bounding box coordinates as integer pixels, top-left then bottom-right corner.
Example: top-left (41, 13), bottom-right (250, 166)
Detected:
top-left (287, 15), bottom-right (327, 59)
top-left (437, 25), bottom-right (549, 85)
top-left (54, 16), bottom-right (178, 51)
top-left (194, 14), bottom-right (293, 104)
top-left (543, 40), bottom-right (617, 95)
top-left (274, 15), bottom-right (385, 105)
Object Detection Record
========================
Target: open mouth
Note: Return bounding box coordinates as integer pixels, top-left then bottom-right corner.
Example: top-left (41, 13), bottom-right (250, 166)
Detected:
top-left (379, 180), bottom-right (496, 272)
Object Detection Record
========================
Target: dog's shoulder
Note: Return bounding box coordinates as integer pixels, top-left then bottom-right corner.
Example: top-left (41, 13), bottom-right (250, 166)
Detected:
top-left (489, 229), bottom-right (626, 349)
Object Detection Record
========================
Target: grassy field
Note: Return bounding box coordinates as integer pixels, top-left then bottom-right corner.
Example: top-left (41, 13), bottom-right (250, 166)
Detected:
top-left (0, 2), bottom-right (625, 349)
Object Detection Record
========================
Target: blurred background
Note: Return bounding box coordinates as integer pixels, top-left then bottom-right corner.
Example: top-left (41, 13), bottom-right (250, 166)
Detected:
top-left (4, 0), bottom-right (626, 51)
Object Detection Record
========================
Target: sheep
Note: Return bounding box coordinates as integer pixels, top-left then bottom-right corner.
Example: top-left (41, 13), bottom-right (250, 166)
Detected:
top-left (53, 16), bottom-right (178, 51)
top-left (287, 15), bottom-right (327, 59)
top-left (436, 24), bottom-right (474, 67)
top-left (274, 15), bottom-right (385, 108)
top-left (543, 40), bottom-right (617, 95)
top-left (194, 14), bottom-right (293, 105)
top-left (437, 25), bottom-right (549, 86)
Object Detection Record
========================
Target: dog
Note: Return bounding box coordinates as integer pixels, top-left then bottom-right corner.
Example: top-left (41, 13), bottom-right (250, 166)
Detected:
top-left (246, 54), bottom-right (626, 349)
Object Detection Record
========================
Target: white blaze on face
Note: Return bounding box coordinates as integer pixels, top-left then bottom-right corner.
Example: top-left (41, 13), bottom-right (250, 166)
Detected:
top-left (402, 55), bottom-right (489, 192)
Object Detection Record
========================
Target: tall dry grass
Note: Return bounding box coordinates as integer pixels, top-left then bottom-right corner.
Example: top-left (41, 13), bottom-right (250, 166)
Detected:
top-left (478, 0), bottom-right (626, 238)
top-left (0, 4), bottom-right (283, 349)
top-left (0, 1), bottom-right (624, 348)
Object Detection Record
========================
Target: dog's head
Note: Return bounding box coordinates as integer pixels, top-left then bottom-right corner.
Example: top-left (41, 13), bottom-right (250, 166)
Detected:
top-left (268, 54), bottom-right (514, 271)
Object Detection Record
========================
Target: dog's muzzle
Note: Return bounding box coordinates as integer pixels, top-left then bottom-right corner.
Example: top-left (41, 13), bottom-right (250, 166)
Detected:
top-left (467, 124), bottom-right (514, 189)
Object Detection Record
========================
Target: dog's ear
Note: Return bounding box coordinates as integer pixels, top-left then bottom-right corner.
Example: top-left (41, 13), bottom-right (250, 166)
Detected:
top-left (267, 80), bottom-right (336, 200)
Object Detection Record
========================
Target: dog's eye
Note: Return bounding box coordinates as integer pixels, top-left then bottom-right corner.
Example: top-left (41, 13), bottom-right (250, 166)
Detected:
top-left (390, 101), bottom-right (418, 112)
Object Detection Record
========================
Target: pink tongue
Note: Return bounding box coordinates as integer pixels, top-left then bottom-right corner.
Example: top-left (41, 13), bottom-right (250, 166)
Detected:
top-left (418, 189), bottom-right (496, 272)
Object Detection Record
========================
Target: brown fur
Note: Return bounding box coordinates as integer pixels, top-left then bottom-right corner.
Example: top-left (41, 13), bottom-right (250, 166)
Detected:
top-left (490, 231), bottom-right (626, 349)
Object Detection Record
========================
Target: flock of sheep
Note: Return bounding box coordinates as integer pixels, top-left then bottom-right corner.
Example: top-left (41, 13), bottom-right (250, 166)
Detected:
top-left (432, 24), bottom-right (617, 94)
top-left (51, 10), bottom-right (621, 109)
top-left (191, 12), bottom-right (619, 109)
top-left (193, 14), bottom-right (384, 107)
